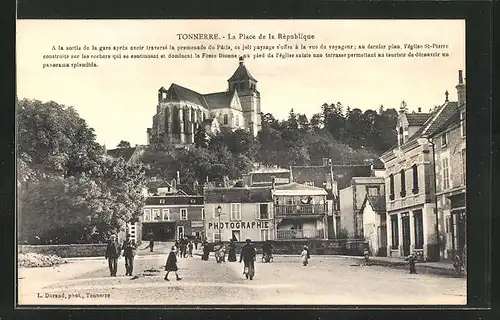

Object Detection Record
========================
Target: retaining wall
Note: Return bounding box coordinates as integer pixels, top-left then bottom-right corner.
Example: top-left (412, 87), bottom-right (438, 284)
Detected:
top-left (18, 244), bottom-right (108, 258)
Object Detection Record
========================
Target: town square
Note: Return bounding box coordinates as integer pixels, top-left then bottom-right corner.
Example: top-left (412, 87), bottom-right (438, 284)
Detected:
top-left (16, 20), bottom-right (467, 306)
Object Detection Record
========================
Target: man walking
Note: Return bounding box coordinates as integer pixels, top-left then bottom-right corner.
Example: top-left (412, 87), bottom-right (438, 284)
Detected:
top-left (122, 234), bottom-right (137, 276)
top-left (240, 238), bottom-right (257, 280)
top-left (105, 234), bottom-right (120, 277)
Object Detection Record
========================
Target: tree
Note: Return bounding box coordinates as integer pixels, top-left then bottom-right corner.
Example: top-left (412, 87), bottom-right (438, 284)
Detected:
top-left (117, 140), bottom-right (131, 149)
top-left (194, 125), bottom-right (209, 149)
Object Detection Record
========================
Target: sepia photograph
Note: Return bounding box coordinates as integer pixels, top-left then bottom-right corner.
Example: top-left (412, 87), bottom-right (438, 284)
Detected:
top-left (15, 19), bottom-right (467, 306)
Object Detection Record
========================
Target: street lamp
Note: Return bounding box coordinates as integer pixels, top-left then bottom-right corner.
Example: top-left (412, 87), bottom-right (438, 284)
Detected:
top-left (217, 205), bottom-right (222, 243)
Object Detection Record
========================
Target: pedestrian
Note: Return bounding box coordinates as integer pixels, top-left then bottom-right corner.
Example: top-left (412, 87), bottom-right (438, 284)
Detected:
top-left (164, 246), bottom-right (182, 281)
top-left (227, 239), bottom-right (237, 262)
top-left (202, 240), bottom-right (210, 261)
top-left (240, 238), bottom-right (256, 280)
top-left (105, 234), bottom-right (120, 277)
top-left (188, 241), bottom-right (194, 257)
top-left (148, 232), bottom-right (155, 252)
top-left (300, 245), bottom-right (309, 266)
top-left (407, 253), bottom-right (417, 274)
top-left (122, 234), bottom-right (137, 276)
top-left (194, 237), bottom-right (199, 250)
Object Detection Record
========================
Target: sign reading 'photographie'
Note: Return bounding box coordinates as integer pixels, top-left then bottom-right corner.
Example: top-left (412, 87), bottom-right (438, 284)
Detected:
top-left (208, 221), bottom-right (270, 230)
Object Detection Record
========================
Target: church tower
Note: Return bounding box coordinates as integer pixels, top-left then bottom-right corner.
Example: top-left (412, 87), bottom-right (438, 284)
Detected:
top-left (227, 57), bottom-right (261, 136)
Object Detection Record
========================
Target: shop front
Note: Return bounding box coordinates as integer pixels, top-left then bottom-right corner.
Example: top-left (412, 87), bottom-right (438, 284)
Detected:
top-left (449, 191), bottom-right (466, 260)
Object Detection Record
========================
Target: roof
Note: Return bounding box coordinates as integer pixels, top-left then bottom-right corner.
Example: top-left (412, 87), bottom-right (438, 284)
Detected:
top-left (406, 113), bottom-right (432, 126)
top-left (228, 60), bottom-right (257, 82)
top-left (204, 187), bottom-right (272, 203)
top-left (361, 195), bottom-right (386, 213)
top-left (145, 195), bottom-right (204, 206)
top-left (291, 166), bottom-right (331, 188)
top-left (250, 171), bottom-right (291, 184)
top-left (332, 165), bottom-right (373, 190)
top-left (106, 147), bottom-right (136, 162)
top-left (272, 183), bottom-right (327, 196)
top-left (203, 91), bottom-right (233, 109)
top-left (167, 83), bottom-right (208, 107)
top-left (407, 101), bottom-right (459, 142)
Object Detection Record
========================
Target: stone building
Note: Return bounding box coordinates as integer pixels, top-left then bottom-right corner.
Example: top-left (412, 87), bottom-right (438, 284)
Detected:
top-left (147, 57), bottom-right (262, 146)
top-left (432, 70), bottom-right (466, 261)
top-left (359, 195), bottom-right (387, 256)
top-left (380, 70), bottom-right (464, 262)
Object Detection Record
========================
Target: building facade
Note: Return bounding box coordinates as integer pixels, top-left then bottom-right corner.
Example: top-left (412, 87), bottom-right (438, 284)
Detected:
top-left (273, 182), bottom-right (329, 240)
top-left (432, 70), bottom-right (466, 261)
top-left (338, 177), bottom-right (385, 239)
top-left (380, 70), bottom-right (464, 261)
top-left (203, 187), bottom-right (274, 242)
top-left (147, 57), bottom-right (262, 146)
top-left (360, 195), bottom-right (387, 256)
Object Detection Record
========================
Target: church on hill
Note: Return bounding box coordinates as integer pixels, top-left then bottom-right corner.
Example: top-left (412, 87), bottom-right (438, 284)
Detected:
top-left (147, 57), bottom-right (262, 146)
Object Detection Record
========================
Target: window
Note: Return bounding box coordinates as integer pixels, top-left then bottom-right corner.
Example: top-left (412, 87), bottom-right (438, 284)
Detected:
top-left (260, 229), bottom-right (270, 241)
top-left (162, 209), bottom-right (170, 221)
top-left (367, 187), bottom-right (379, 196)
top-left (445, 216), bottom-right (452, 233)
top-left (143, 209), bottom-right (151, 221)
top-left (460, 110), bottom-right (466, 137)
top-left (231, 230), bottom-right (240, 242)
top-left (391, 215), bottom-right (399, 249)
top-left (180, 209), bottom-right (188, 220)
top-left (231, 203), bottom-right (241, 220)
top-left (400, 169), bottom-right (406, 197)
top-left (235, 115), bottom-right (239, 126)
top-left (441, 132), bottom-right (448, 147)
top-left (201, 208), bottom-right (205, 220)
top-left (304, 181), bottom-right (314, 187)
top-left (223, 114), bottom-right (229, 125)
top-left (412, 164), bottom-right (419, 194)
top-left (461, 149), bottom-right (466, 185)
top-left (442, 158), bottom-right (450, 190)
top-left (389, 174), bottom-right (395, 200)
top-left (153, 209), bottom-right (161, 221)
top-left (213, 233), bottom-right (221, 243)
top-left (258, 203), bottom-right (269, 219)
top-left (413, 210), bottom-right (424, 249)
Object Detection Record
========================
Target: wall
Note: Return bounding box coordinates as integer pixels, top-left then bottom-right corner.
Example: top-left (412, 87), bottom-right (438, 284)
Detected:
top-left (204, 202), bottom-right (274, 242)
top-left (212, 239), bottom-right (367, 256)
top-left (339, 186), bottom-right (355, 237)
top-left (18, 244), bottom-right (108, 258)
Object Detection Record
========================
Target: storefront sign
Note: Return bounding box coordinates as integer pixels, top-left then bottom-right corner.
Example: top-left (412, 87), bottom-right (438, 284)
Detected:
top-left (191, 221), bottom-right (203, 228)
top-left (208, 221), bottom-right (269, 230)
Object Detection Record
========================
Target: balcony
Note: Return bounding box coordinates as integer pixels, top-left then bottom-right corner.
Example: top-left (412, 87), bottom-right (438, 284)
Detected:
top-left (274, 204), bottom-right (327, 216)
top-left (276, 228), bottom-right (325, 240)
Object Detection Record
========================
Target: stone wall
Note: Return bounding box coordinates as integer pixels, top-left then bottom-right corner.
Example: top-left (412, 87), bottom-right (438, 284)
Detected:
top-left (214, 239), bottom-right (367, 256)
top-left (18, 244), bottom-right (108, 258)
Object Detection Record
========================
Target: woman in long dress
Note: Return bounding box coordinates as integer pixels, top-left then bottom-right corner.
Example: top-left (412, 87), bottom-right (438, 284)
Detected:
top-left (164, 247), bottom-right (182, 281)
top-left (227, 239), bottom-right (237, 262)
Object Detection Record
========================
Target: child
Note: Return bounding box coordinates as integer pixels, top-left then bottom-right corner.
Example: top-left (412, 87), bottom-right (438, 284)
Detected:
top-left (164, 246), bottom-right (182, 281)
top-left (301, 245), bottom-right (309, 266)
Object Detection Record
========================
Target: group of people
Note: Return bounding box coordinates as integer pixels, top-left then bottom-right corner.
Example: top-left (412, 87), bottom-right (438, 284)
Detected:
top-left (105, 234), bottom-right (137, 277)
top-left (174, 237), bottom-right (197, 258)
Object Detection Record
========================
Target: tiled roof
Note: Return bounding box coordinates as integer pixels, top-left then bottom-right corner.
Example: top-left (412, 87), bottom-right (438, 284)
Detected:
top-left (291, 166), bottom-right (331, 188)
top-left (168, 83), bottom-right (208, 107)
top-left (406, 113), bottom-right (432, 126)
top-left (203, 92), bottom-right (233, 109)
top-left (106, 147), bottom-right (136, 162)
top-left (367, 195), bottom-right (386, 212)
top-left (145, 195), bottom-right (203, 206)
top-left (204, 187), bottom-right (272, 203)
top-left (228, 63), bottom-right (257, 82)
top-left (407, 101), bottom-right (459, 142)
top-left (332, 165), bottom-right (373, 190)
top-left (251, 171), bottom-right (290, 183)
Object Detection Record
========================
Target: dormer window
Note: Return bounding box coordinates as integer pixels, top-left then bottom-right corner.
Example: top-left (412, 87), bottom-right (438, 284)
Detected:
top-left (441, 132), bottom-right (448, 147)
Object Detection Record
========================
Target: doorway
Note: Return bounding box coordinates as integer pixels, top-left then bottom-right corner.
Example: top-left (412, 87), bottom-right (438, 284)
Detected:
top-left (401, 213), bottom-right (411, 256)
top-left (177, 226), bottom-right (185, 240)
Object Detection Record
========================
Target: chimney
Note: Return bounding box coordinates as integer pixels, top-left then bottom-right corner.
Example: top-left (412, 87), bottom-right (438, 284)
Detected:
top-left (176, 171), bottom-right (180, 184)
top-left (239, 56), bottom-right (244, 67)
top-left (171, 179), bottom-right (177, 191)
top-left (271, 176), bottom-right (276, 190)
top-left (456, 70), bottom-right (466, 107)
top-left (445, 90), bottom-right (449, 102)
top-left (418, 107), bottom-right (422, 113)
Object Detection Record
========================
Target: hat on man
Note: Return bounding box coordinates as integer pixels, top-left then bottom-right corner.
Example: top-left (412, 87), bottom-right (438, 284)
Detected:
top-left (246, 238), bottom-right (251, 243)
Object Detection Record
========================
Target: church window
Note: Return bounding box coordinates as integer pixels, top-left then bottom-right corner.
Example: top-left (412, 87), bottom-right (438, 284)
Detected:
top-left (223, 114), bottom-right (229, 125)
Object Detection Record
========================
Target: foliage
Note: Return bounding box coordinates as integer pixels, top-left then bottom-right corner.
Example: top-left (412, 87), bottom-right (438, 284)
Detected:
top-left (17, 99), bottom-right (146, 244)
top-left (117, 140), bottom-right (131, 148)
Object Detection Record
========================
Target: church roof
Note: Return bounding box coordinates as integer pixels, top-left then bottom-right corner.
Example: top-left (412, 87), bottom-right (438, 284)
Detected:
top-left (167, 83), bottom-right (208, 108)
top-left (228, 58), bottom-right (257, 82)
top-left (203, 91), bottom-right (233, 109)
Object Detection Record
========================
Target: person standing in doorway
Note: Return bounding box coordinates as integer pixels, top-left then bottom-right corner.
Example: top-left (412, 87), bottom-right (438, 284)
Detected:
top-left (122, 234), bottom-right (137, 276)
top-left (240, 238), bottom-right (256, 280)
top-left (227, 239), bottom-right (237, 262)
top-left (105, 234), bottom-right (120, 277)
top-left (164, 246), bottom-right (182, 281)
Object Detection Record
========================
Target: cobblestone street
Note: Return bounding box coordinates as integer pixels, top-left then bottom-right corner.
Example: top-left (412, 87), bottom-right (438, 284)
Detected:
top-left (18, 244), bottom-right (466, 306)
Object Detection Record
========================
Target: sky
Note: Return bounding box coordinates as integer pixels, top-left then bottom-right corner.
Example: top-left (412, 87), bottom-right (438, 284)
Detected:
top-left (16, 20), bottom-right (465, 148)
